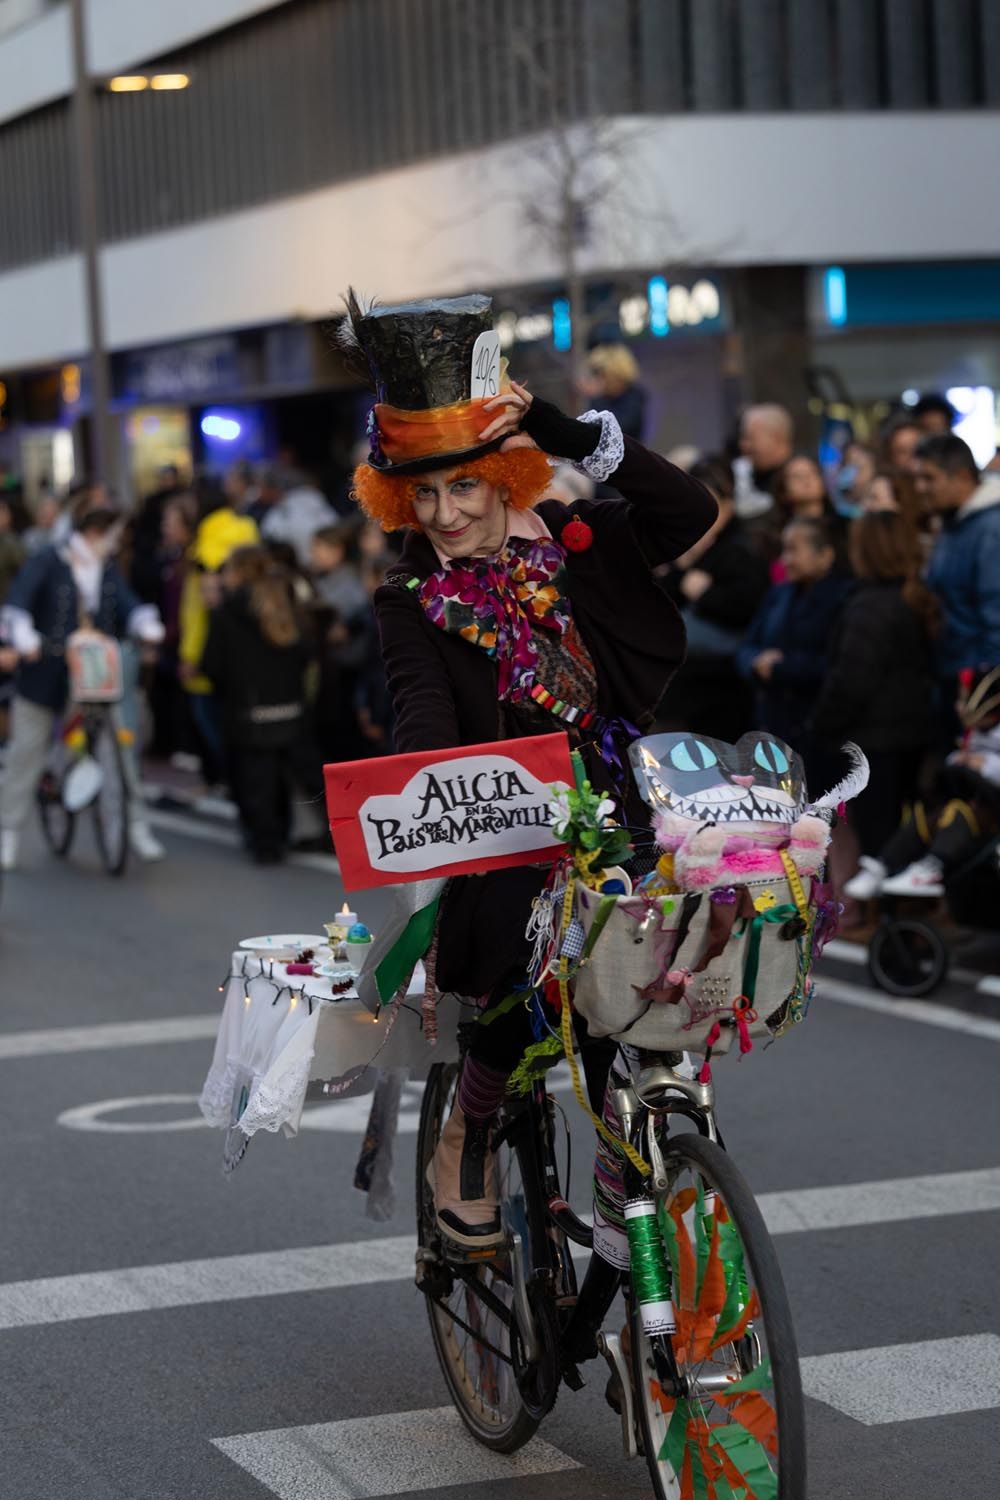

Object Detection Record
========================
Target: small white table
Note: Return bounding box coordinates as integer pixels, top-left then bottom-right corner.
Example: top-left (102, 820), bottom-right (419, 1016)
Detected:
top-left (199, 953), bottom-right (460, 1162)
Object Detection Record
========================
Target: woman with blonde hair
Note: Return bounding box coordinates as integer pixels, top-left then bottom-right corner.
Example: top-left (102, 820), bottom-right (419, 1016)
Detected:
top-left (200, 545), bottom-right (316, 864)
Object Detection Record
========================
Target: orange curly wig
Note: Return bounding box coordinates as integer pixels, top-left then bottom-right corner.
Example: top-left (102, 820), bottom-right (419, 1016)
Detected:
top-left (352, 447), bottom-right (554, 532)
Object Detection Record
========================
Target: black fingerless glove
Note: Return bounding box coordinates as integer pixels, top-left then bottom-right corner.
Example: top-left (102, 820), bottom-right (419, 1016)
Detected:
top-left (519, 398), bottom-right (601, 463)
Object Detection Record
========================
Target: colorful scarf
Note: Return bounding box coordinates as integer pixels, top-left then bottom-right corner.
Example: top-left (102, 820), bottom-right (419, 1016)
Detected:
top-left (418, 536), bottom-right (571, 704)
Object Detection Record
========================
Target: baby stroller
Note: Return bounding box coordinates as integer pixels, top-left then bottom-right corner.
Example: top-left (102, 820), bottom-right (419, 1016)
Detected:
top-left (867, 834), bottom-right (1000, 997)
top-left (867, 666), bottom-right (1000, 997)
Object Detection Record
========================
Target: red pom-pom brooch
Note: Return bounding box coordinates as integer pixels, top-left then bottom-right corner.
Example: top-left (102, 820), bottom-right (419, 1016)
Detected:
top-left (562, 518), bottom-right (594, 553)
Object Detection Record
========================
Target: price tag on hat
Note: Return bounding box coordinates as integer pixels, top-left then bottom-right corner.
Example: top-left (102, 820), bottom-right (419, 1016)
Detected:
top-left (470, 331), bottom-right (501, 400)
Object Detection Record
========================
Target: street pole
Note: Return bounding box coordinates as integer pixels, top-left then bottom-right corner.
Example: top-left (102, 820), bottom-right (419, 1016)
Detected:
top-left (70, 0), bottom-right (118, 492)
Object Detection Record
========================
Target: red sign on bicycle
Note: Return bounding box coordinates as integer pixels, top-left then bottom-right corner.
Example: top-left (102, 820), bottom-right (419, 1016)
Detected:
top-left (324, 732), bottom-right (573, 891)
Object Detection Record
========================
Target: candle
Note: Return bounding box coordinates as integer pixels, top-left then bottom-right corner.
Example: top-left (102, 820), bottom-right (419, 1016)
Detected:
top-left (333, 900), bottom-right (358, 929)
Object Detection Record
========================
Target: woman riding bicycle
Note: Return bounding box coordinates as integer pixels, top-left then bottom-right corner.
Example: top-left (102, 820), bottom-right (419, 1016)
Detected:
top-left (0, 489), bottom-right (165, 872)
top-left (349, 293), bottom-right (716, 1251)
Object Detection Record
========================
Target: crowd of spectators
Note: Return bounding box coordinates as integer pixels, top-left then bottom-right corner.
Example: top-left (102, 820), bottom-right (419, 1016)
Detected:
top-left (659, 395), bottom-right (1000, 917)
top-left (1, 386), bottom-right (998, 898)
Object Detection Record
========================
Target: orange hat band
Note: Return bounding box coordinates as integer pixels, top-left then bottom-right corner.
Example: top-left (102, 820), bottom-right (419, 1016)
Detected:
top-left (374, 397), bottom-right (496, 464)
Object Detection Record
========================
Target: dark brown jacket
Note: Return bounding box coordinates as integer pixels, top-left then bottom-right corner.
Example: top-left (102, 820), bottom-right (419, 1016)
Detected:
top-left (374, 403), bottom-right (716, 993)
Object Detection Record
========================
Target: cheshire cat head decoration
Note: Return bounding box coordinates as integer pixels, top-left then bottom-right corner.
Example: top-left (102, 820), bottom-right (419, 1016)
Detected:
top-left (630, 732), bottom-right (806, 830)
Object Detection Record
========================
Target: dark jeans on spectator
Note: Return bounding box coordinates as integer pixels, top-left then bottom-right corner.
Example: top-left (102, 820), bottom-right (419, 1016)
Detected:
top-left (850, 748), bottom-right (925, 857)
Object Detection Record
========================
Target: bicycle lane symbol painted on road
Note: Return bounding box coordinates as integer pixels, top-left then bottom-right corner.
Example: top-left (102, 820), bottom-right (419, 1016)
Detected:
top-left (55, 1084), bottom-right (430, 1135)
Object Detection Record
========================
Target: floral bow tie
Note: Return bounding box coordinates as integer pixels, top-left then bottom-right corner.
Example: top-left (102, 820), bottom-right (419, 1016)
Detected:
top-left (418, 536), bottom-right (570, 701)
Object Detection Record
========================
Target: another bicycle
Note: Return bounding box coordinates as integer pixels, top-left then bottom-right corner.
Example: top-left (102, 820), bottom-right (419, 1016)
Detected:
top-left (417, 1050), bottom-right (805, 1497)
top-left (37, 703), bottom-right (131, 876)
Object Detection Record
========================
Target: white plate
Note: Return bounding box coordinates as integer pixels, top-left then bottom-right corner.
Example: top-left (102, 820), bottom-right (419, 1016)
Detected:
top-left (315, 962), bottom-right (360, 981)
top-left (239, 934), bottom-right (327, 954)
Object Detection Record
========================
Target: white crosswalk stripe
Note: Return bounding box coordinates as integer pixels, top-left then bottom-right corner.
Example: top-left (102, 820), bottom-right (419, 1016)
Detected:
top-left (801, 1334), bottom-right (1000, 1424)
top-left (213, 1406), bottom-right (579, 1498)
top-left (0, 1014), bottom-right (221, 1060)
top-left (1, 1164), bottom-right (997, 1333)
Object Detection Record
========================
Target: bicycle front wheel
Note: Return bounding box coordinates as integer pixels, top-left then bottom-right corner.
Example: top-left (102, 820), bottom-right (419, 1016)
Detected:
top-left (416, 1062), bottom-right (540, 1454)
top-left (630, 1132), bottom-right (806, 1500)
top-left (91, 714), bottom-right (129, 876)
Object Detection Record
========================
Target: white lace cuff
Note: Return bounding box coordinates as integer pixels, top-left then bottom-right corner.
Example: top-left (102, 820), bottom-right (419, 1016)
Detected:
top-left (575, 410), bottom-right (626, 483)
top-left (127, 604), bottom-right (165, 644)
top-left (0, 605), bottom-right (42, 656)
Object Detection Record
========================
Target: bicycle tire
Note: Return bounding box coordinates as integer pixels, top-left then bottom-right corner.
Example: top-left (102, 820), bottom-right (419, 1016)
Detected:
top-left (868, 918), bottom-right (948, 998)
top-left (90, 714), bottom-right (129, 877)
top-left (37, 773), bottom-right (76, 857)
top-left (416, 1062), bottom-right (540, 1454)
top-left (630, 1132), bottom-right (806, 1500)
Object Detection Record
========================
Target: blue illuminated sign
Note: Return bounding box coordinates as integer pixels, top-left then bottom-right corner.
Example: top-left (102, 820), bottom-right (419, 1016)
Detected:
top-left (647, 276), bottom-right (670, 336)
top-left (552, 298), bottom-right (572, 352)
top-left (824, 267), bottom-right (848, 326)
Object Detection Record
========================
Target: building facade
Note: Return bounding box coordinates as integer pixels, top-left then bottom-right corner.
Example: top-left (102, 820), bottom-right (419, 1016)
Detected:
top-left (0, 0), bottom-right (998, 498)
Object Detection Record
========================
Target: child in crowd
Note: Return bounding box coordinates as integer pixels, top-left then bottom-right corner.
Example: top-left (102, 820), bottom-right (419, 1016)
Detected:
top-left (149, 495), bottom-right (198, 762)
top-left (846, 665), bottom-right (1000, 900)
top-left (200, 546), bottom-right (318, 864)
top-left (309, 523), bottom-right (370, 763)
top-left (178, 482), bottom-right (258, 786)
top-left (0, 493), bottom-right (165, 871)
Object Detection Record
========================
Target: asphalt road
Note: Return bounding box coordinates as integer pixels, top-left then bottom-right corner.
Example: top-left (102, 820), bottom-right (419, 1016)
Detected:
top-left (1, 812), bottom-right (998, 1500)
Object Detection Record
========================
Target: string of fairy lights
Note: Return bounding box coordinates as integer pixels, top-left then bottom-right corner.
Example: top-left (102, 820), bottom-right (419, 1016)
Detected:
top-left (218, 952), bottom-right (359, 1018)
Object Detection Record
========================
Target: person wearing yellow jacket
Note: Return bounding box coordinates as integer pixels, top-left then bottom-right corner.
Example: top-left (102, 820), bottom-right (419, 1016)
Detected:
top-left (178, 498), bottom-right (258, 784)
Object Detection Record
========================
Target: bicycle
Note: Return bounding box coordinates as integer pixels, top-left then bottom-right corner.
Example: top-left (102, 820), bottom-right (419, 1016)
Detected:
top-left (37, 702), bottom-right (131, 876)
top-left (416, 1048), bottom-right (805, 1497)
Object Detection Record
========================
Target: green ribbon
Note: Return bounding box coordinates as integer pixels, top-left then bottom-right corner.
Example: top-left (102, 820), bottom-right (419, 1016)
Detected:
top-left (373, 895), bottom-right (441, 1004)
top-left (578, 892), bottom-right (618, 964)
top-left (714, 1213), bottom-right (749, 1343)
top-left (477, 986), bottom-right (527, 1026)
top-left (710, 1424), bottom-right (779, 1500)
top-left (722, 1355), bottom-right (773, 1395)
top-left (659, 1396), bottom-right (692, 1475)
top-left (740, 904), bottom-right (797, 1008)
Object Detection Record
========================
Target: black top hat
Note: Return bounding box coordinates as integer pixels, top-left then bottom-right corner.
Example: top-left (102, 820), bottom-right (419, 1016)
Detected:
top-left (342, 291), bottom-right (506, 474)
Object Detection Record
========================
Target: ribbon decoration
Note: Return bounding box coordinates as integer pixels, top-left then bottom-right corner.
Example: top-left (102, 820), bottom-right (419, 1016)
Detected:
top-left (597, 715), bottom-right (643, 778)
top-left (558, 875), bottom-right (651, 1177)
top-left (739, 903), bottom-right (798, 1013)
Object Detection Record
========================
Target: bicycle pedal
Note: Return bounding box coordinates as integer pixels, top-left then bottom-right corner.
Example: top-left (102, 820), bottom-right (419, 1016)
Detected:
top-left (597, 1332), bottom-right (640, 1461)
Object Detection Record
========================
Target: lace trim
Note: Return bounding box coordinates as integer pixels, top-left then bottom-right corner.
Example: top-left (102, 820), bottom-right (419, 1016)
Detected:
top-left (198, 1050), bottom-right (315, 1137)
top-left (575, 409), bottom-right (625, 482)
top-left (239, 1054), bottom-right (316, 1136)
top-left (199, 1061), bottom-right (248, 1128)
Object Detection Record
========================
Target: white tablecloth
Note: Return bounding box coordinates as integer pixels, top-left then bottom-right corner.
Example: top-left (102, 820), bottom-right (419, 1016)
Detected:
top-left (199, 952), bottom-right (460, 1147)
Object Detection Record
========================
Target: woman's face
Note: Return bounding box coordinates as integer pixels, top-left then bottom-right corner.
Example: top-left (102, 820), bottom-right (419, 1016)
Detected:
top-left (781, 526), bottom-right (833, 584)
top-left (782, 457), bottom-right (826, 508)
top-left (411, 469), bottom-right (508, 559)
top-left (887, 425), bottom-right (921, 472)
top-left (864, 475), bottom-right (898, 514)
top-left (844, 444), bottom-right (877, 494)
top-left (161, 504), bottom-right (191, 549)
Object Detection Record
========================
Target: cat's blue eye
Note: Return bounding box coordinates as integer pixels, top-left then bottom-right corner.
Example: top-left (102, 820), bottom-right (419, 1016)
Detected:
top-left (755, 739), bottom-right (789, 773)
top-left (669, 739), bottom-right (718, 772)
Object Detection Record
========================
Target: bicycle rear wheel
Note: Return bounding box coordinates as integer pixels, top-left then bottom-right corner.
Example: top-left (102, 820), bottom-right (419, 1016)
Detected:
top-left (416, 1062), bottom-right (540, 1454)
top-left (90, 714), bottom-right (129, 876)
top-left (630, 1132), bottom-right (806, 1500)
top-left (37, 769), bottom-right (76, 857)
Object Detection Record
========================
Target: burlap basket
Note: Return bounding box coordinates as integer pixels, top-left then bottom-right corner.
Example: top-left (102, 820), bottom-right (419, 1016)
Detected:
top-left (570, 876), bottom-right (809, 1055)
